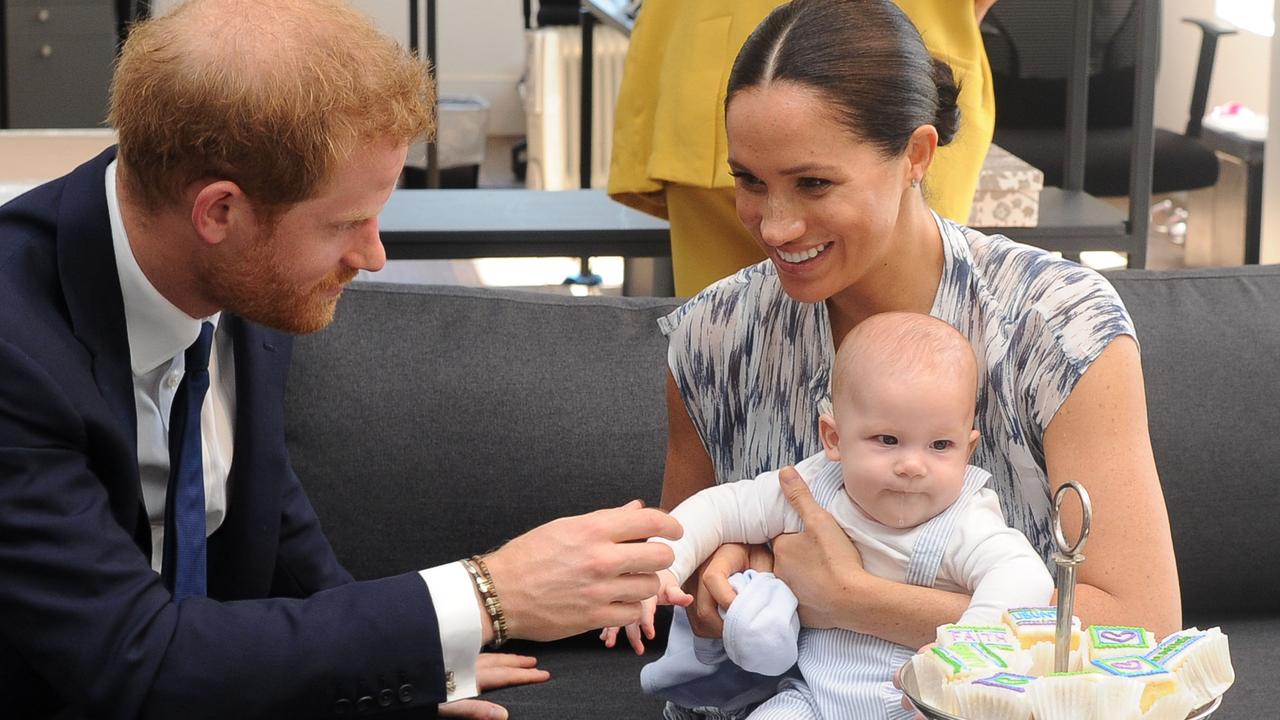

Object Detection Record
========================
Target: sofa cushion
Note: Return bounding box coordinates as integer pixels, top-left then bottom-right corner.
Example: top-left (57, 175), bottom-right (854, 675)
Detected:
top-left (484, 636), bottom-right (668, 717)
top-left (285, 282), bottom-right (682, 578)
top-left (1106, 265), bottom-right (1280, 619)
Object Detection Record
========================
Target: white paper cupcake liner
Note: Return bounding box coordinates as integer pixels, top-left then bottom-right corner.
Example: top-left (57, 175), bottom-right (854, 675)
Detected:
top-left (953, 681), bottom-right (1033, 720)
top-left (1027, 673), bottom-right (1142, 720)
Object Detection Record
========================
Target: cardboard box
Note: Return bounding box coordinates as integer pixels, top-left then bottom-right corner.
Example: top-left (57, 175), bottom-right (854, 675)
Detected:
top-left (968, 144), bottom-right (1044, 228)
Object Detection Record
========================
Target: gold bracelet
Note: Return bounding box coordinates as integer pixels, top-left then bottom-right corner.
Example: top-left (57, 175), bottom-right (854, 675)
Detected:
top-left (463, 555), bottom-right (508, 647)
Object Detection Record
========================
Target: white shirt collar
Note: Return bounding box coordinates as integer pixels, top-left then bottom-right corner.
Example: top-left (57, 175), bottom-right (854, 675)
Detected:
top-left (106, 159), bottom-right (220, 376)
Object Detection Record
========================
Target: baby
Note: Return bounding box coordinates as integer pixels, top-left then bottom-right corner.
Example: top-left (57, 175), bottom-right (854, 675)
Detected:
top-left (606, 312), bottom-right (1053, 719)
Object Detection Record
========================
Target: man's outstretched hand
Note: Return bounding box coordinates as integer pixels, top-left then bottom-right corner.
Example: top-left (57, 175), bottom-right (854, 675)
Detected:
top-left (484, 500), bottom-right (683, 643)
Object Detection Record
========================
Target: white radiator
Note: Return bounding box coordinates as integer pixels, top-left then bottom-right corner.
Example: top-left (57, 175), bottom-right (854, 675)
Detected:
top-left (524, 26), bottom-right (629, 190)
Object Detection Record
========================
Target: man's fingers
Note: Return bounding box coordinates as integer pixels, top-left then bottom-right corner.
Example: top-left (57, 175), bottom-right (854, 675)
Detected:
top-left (476, 665), bottom-right (551, 691)
top-left (598, 600), bottom-right (646, 629)
top-left (438, 699), bottom-right (509, 720)
top-left (477, 652), bottom-right (539, 669)
top-left (603, 505), bottom-right (683, 543)
top-left (613, 540), bottom-right (676, 575)
top-left (600, 627), bottom-right (618, 647)
top-left (475, 653), bottom-right (550, 691)
top-left (598, 572), bottom-right (661, 605)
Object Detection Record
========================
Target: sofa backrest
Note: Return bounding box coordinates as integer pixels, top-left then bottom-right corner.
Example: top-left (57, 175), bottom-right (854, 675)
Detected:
top-left (285, 283), bottom-right (681, 578)
top-left (1104, 265), bottom-right (1280, 620)
top-left (286, 266), bottom-right (1280, 621)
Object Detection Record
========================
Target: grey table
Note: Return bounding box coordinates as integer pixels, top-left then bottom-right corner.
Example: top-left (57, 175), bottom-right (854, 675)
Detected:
top-left (379, 186), bottom-right (1135, 278)
top-left (0, 185), bottom-right (1144, 296)
top-left (983, 187), bottom-right (1134, 258)
top-left (380, 188), bottom-right (673, 295)
top-left (380, 188), bottom-right (670, 260)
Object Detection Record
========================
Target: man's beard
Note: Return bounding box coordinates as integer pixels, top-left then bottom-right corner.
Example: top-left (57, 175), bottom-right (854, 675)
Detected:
top-left (198, 227), bottom-right (358, 335)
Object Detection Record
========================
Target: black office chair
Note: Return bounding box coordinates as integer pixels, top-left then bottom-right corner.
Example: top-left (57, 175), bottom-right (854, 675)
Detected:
top-left (982, 1), bottom-right (1235, 202)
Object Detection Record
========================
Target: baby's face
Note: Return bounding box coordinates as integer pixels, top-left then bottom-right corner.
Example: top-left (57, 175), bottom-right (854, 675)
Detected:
top-left (827, 370), bottom-right (977, 529)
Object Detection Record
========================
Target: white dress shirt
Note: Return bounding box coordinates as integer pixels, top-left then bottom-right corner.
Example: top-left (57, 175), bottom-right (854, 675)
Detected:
top-left (105, 161), bottom-right (481, 700)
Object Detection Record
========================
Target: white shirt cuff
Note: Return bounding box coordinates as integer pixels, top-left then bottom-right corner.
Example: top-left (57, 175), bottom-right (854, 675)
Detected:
top-left (420, 562), bottom-right (482, 701)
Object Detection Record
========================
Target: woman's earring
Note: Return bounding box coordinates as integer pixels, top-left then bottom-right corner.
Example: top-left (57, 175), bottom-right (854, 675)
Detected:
top-left (910, 178), bottom-right (921, 190)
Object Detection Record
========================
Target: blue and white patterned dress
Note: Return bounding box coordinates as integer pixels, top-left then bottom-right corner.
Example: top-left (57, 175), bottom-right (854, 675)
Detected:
top-left (658, 213), bottom-right (1135, 566)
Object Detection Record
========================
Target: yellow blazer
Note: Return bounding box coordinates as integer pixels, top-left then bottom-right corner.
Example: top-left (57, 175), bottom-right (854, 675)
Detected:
top-left (608, 0), bottom-right (994, 223)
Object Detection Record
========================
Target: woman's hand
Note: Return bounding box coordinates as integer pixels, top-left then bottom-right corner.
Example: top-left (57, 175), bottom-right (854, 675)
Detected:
top-left (437, 653), bottom-right (550, 720)
top-left (893, 644), bottom-right (935, 720)
top-left (684, 542), bottom-right (774, 637)
top-left (770, 466), bottom-right (868, 629)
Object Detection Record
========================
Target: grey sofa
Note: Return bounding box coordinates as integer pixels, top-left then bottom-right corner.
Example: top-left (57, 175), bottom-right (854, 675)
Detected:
top-left (284, 265), bottom-right (1280, 718)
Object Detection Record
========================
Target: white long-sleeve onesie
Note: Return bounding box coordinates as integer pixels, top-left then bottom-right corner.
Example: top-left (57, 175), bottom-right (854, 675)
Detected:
top-left (656, 452), bottom-right (1053, 626)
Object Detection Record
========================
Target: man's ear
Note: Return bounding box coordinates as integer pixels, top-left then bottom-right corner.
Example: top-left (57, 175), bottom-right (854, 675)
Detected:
top-left (190, 180), bottom-right (250, 247)
top-left (966, 428), bottom-right (981, 459)
top-left (905, 124), bottom-right (939, 187)
top-left (819, 413), bottom-right (842, 462)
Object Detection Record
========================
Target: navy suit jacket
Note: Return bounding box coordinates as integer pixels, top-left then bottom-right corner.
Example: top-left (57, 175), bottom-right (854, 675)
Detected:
top-left (0, 149), bottom-right (445, 719)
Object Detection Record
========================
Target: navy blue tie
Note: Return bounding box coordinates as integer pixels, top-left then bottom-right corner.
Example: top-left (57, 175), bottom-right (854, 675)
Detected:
top-left (162, 321), bottom-right (214, 602)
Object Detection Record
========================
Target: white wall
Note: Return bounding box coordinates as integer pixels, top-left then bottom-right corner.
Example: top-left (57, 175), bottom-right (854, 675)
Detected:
top-left (149, 0), bottom-right (528, 136)
top-left (1155, 0), bottom-right (1271, 131)
top-left (349, 1), bottom-right (527, 136)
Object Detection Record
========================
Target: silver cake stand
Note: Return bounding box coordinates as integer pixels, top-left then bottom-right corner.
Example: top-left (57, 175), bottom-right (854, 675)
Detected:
top-left (898, 481), bottom-right (1225, 719)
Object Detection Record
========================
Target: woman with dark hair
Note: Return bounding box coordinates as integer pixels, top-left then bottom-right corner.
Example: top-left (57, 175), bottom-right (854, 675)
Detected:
top-left (609, 0), bottom-right (998, 297)
top-left (654, 0), bottom-right (1179, 716)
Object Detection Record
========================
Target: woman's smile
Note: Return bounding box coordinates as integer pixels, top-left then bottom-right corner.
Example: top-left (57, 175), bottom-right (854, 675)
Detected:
top-left (776, 242), bottom-right (831, 265)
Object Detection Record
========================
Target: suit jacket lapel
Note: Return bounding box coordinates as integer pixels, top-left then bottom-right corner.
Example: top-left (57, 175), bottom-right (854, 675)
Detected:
top-left (207, 315), bottom-right (287, 598)
top-left (54, 147), bottom-right (149, 550)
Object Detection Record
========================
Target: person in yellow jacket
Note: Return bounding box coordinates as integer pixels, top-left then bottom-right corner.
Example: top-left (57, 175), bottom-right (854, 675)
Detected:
top-left (609, 0), bottom-right (998, 296)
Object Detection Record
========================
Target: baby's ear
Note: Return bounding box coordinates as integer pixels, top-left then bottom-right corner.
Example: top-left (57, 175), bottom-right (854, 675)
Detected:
top-left (966, 428), bottom-right (980, 458)
top-left (819, 413), bottom-right (841, 462)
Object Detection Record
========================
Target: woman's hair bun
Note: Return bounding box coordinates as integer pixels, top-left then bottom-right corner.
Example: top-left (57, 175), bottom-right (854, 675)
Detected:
top-left (931, 57), bottom-right (961, 147)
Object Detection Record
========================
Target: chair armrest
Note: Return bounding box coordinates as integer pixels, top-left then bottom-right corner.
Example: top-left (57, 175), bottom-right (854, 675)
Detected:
top-left (1181, 17), bottom-right (1239, 137)
top-left (1182, 16), bottom-right (1239, 40)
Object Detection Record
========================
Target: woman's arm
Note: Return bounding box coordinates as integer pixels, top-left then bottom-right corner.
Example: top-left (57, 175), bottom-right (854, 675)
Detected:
top-left (661, 370), bottom-right (771, 636)
top-left (1041, 336), bottom-right (1181, 638)
top-left (661, 370), bottom-right (716, 510)
top-left (773, 337), bottom-right (1181, 646)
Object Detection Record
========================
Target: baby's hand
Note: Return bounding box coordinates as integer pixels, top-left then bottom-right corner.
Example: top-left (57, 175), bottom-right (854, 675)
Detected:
top-left (655, 568), bottom-right (694, 609)
top-left (600, 595), bottom-right (657, 655)
top-left (598, 570), bottom-right (693, 655)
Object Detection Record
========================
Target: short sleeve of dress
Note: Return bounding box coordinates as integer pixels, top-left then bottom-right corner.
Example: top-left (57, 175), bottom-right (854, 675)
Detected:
top-left (656, 262), bottom-right (831, 484)
top-left (1012, 263), bottom-right (1137, 435)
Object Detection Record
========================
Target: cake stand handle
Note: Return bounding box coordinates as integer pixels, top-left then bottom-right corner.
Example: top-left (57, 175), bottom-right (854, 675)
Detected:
top-left (1050, 480), bottom-right (1092, 674)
